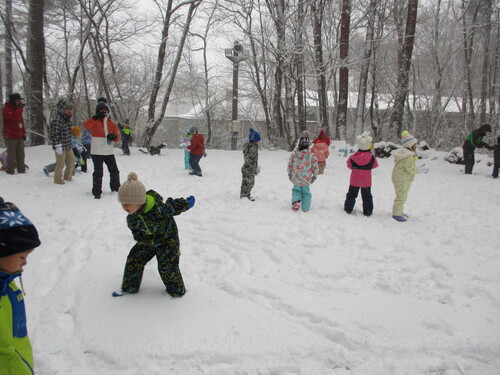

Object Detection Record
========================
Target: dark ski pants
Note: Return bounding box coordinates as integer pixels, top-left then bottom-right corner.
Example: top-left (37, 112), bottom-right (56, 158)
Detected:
top-left (344, 185), bottom-right (373, 216)
top-left (189, 154), bottom-right (202, 175)
top-left (493, 162), bottom-right (499, 178)
top-left (91, 154), bottom-right (120, 197)
top-left (121, 241), bottom-right (185, 297)
top-left (81, 144), bottom-right (91, 172)
top-left (122, 138), bottom-right (130, 155)
top-left (463, 144), bottom-right (475, 174)
top-left (240, 170), bottom-right (255, 198)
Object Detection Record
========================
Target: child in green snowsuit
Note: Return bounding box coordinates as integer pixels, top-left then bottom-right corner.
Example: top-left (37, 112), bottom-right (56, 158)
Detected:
top-left (117, 172), bottom-right (195, 297)
top-left (391, 131), bottom-right (429, 222)
top-left (0, 197), bottom-right (41, 375)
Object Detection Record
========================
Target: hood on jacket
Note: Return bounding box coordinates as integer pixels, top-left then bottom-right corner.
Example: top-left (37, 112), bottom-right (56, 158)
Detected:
top-left (313, 130), bottom-right (331, 146)
top-left (392, 147), bottom-right (415, 162)
top-left (351, 150), bottom-right (373, 165)
top-left (56, 99), bottom-right (72, 116)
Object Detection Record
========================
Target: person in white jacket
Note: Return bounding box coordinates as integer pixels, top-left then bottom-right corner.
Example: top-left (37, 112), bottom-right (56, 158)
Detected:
top-left (83, 101), bottom-right (121, 199)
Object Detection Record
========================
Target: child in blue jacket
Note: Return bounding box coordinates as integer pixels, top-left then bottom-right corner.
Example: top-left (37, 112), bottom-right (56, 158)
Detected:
top-left (0, 197), bottom-right (41, 375)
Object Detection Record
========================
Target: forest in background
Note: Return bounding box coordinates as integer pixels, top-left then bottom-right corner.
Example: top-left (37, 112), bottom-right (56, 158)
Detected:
top-left (0, 0), bottom-right (498, 151)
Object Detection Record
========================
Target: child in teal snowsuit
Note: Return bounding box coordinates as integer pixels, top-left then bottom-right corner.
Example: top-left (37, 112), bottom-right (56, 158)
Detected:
top-left (181, 126), bottom-right (193, 170)
top-left (0, 197), bottom-right (41, 375)
top-left (287, 136), bottom-right (319, 212)
top-left (117, 172), bottom-right (195, 297)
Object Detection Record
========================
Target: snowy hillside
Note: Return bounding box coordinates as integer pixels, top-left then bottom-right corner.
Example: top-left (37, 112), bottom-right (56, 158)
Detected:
top-left (1, 145), bottom-right (499, 375)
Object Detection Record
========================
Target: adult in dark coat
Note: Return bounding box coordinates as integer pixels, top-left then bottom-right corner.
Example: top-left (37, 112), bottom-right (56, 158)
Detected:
top-left (2, 94), bottom-right (26, 174)
top-left (462, 124), bottom-right (491, 174)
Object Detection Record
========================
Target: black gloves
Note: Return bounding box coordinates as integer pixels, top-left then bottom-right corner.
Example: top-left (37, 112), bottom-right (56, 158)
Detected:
top-left (107, 134), bottom-right (117, 141)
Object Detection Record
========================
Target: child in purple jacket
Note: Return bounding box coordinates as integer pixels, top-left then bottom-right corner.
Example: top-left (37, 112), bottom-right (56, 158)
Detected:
top-left (344, 131), bottom-right (379, 216)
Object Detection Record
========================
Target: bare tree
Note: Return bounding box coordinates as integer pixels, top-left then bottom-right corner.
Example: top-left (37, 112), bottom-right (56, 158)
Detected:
top-left (309, 0), bottom-right (328, 132)
top-left (354, 0), bottom-right (378, 138)
top-left (294, 0), bottom-right (306, 134)
top-left (478, 0), bottom-right (492, 125)
top-left (388, 0), bottom-right (418, 139)
top-left (3, 0), bottom-right (13, 94)
top-left (26, 0), bottom-right (45, 145)
top-left (335, 0), bottom-right (351, 140)
top-left (143, 0), bottom-right (202, 147)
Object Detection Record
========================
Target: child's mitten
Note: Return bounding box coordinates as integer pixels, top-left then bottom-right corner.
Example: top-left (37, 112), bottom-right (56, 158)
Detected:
top-left (187, 195), bottom-right (195, 208)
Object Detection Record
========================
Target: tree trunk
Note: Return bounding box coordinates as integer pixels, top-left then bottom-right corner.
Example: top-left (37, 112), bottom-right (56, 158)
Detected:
top-left (354, 0), bottom-right (378, 138)
top-left (311, 0), bottom-right (328, 132)
top-left (388, 0), bottom-right (419, 140)
top-left (0, 55), bottom-right (3, 148)
top-left (336, 0), bottom-right (351, 141)
top-left (4, 0), bottom-right (13, 94)
top-left (461, 0), bottom-right (480, 132)
top-left (478, 0), bottom-right (492, 125)
top-left (265, 0), bottom-right (286, 148)
top-left (295, 0), bottom-right (306, 134)
top-left (26, 0), bottom-right (45, 146)
top-left (144, 1), bottom-right (201, 147)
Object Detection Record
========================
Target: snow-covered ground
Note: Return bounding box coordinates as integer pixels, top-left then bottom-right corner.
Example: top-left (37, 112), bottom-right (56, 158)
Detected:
top-left (1, 144), bottom-right (499, 375)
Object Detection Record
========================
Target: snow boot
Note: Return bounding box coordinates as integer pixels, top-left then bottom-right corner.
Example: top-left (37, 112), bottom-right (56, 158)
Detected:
top-left (292, 201), bottom-right (301, 211)
top-left (392, 215), bottom-right (407, 222)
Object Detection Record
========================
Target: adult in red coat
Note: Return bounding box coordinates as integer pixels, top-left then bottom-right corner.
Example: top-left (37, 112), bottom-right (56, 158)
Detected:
top-left (187, 126), bottom-right (205, 177)
top-left (83, 102), bottom-right (121, 199)
top-left (2, 94), bottom-right (26, 174)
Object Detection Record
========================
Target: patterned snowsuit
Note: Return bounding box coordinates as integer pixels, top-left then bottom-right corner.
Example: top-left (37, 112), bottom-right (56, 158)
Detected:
top-left (121, 190), bottom-right (191, 297)
top-left (391, 148), bottom-right (419, 216)
top-left (240, 142), bottom-right (259, 198)
top-left (287, 148), bottom-right (319, 212)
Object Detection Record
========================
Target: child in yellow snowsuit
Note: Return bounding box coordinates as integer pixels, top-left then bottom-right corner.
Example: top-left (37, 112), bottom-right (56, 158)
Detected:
top-left (391, 131), bottom-right (429, 222)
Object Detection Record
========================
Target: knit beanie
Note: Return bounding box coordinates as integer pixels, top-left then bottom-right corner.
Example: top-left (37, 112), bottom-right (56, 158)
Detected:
top-left (95, 101), bottom-right (110, 114)
top-left (249, 128), bottom-right (262, 143)
top-left (298, 136), bottom-right (310, 150)
top-left (118, 172), bottom-right (146, 205)
top-left (8, 93), bottom-right (23, 105)
top-left (0, 197), bottom-right (41, 257)
top-left (401, 130), bottom-right (417, 149)
top-left (356, 131), bottom-right (372, 151)
top-left (189, 126), bottom-right (199, 135)
top-left (480, 124), bottom-right (492, 133)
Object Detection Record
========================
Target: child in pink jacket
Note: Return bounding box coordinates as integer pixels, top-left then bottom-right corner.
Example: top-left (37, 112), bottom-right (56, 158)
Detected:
top-left (311, 129), bottom-right (331, 174)
top-left (344, 131), bottom-right (378, 216)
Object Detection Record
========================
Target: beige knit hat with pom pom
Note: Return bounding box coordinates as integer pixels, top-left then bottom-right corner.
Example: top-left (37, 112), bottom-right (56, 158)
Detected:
top-left (118, 172), bottom-right (146, 205)
top-left (356, 130), bottom-right (372, 151)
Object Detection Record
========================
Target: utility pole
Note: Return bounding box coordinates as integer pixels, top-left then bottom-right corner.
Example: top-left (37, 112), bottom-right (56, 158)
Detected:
top-left (225, 41), bottom-right (248, 150)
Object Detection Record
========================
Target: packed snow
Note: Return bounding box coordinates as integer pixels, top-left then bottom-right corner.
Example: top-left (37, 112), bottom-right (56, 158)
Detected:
top-left (1, 143), bottom-right (499, 375)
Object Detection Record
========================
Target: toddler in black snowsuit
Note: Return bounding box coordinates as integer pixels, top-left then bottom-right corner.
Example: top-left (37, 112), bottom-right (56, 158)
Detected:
top-left (116, 172), bottom-right (195, 297)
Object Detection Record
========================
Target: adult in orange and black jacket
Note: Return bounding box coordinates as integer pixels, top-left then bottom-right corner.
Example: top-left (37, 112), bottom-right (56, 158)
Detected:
top-left (83, 102), bottom-right (121, 199)
top-left (187, 126), bottom-right (205, 177)
top-left (2, 93), bottom-right (26, 174)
